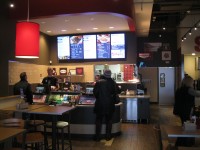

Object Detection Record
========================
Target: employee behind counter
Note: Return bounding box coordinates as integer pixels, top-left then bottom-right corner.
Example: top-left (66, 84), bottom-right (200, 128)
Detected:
top-left (40, 67), bottom-right (81, 94)
top-left (41, 67), bottom-right (59, 94)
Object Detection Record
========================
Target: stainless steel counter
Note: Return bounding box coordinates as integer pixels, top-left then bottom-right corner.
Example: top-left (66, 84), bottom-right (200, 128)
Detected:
top-left (119, 94), bottom-right (150, 99)
top-left (119, 94), bottom-right (150, 123)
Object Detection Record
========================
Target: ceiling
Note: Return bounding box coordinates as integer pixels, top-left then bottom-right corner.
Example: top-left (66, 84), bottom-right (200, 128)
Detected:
top-left (150, 0), bottom-right (200, 34)
top-left (6, 0), bottom-right (200, 37)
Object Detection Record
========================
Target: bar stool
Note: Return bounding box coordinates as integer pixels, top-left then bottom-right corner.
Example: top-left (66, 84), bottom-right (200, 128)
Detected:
top-left (45, 121), bottom-right (72, 150)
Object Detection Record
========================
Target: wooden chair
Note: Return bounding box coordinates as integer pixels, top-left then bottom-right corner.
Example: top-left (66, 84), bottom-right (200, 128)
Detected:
top-left (153, 124), bottom-right (171, 150)
top-left (0, 118), bottom-right (46, 150)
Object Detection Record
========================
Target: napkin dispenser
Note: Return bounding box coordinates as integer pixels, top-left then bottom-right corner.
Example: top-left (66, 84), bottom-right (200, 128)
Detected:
top-left (184, 121), bottom-right (196, 131)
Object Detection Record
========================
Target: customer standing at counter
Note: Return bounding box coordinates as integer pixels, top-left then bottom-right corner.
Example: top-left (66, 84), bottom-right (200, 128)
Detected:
top-left (174, 75), bottom-right (200, 147)
top-left (13, 72), bottom-right (33, 104)
top-left (93, 69), bottom-right (120, 141)
top-left (42, 67), bottom-right (59, 94)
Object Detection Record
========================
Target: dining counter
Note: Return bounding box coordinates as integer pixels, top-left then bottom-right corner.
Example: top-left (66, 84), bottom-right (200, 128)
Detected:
top-left (162, 125), bottom-right (200, 138)
top-left (0, 127), bottom-right (26, 144)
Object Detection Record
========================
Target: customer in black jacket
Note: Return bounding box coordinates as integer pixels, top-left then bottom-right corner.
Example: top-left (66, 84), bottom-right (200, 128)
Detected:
top-left (13, 72), bottom-right (33, 104)
top-left (93, 69), bottom-right (120, 141)
top-left (174, 75), bottom-right (200, 147)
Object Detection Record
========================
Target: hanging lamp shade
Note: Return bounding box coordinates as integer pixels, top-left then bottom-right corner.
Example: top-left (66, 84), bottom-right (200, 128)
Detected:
top-left (15, 22), bottom-right (39, 58)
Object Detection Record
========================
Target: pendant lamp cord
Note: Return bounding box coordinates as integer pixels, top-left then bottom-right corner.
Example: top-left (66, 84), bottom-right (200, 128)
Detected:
top-left (27, 0), bottom-right (29, 22)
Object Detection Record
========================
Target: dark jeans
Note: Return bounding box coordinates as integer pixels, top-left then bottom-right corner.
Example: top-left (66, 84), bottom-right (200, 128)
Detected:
top-left (95, 113), bottom-right (113, 138)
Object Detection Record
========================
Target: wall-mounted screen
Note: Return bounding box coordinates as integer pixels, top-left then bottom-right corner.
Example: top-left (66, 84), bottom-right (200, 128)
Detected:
top-left (57, 33), bottom-right (126, 61)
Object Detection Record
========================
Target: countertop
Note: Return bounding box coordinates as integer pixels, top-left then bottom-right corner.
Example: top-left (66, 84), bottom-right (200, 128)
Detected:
top-left (119, 94), bottom-right (150, 98)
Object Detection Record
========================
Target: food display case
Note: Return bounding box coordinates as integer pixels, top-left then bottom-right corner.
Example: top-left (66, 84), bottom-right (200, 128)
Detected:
top-left (78, 95), bottom-right (96, 105)
top-left (47, 91), bottom-right (80, 105)
top-left (32, 94), bottom-right (47, 104)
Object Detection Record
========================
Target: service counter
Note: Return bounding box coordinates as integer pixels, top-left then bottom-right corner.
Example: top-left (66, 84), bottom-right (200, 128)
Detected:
top-left (0, 93), bottom-right (122, 138)
top-left (119, 94), bottom-right (150, 123)
top-left (0, 93), bottom-right (150, 138)
top-left (70, 102), bottom-right (122, 138)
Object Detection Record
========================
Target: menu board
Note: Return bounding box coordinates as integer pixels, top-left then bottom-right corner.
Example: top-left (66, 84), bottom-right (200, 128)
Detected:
top-left (57, 36), bottom-right (70, 60)
top-left (83, 35), bottom-right (96, 59)
top-left (57, 33), bottom-right (126, 61)
top-left (111, 33), bottom-right (125, 58)
top-left (70, 35), bottom-right (83, 59)
top-left (97, 34), bottom-right (111, 59)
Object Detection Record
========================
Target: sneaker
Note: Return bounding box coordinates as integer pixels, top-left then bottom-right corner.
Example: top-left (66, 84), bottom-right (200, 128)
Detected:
top-left (105, 134), bottom-right (112, 141)
top-left (93, 135), bottom-right (100, 142)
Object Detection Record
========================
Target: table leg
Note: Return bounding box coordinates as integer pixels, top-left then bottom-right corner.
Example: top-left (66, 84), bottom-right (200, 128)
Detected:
top-left (52, 116), bottom-right (57, 150)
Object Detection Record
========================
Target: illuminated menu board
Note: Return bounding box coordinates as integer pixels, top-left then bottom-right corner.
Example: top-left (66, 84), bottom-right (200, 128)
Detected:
top-left (57, 36), bottom-right (70, 60)
top-left (96, 34), bottom-right (111, 59)
top-left (83, 35), bottom-right (96, 59)
top-left (70, 35), bottom-right (83, 59)
top-left (111, 33), bottom-right (125, 58)
top-left (57, 33), bottom-right (125, 61)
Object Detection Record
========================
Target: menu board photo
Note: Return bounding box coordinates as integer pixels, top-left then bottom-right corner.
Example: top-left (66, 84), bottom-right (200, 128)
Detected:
top-left (111, 33), bottom-right (125, 58)
top-left (97, 34), bottom-right (111, 59)
top-left (70, 35), bottom-right (83, 59)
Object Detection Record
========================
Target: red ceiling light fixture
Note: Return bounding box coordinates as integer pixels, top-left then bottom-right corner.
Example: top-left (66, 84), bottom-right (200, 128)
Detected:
top-left (15, 0), bottom-right (39, 58)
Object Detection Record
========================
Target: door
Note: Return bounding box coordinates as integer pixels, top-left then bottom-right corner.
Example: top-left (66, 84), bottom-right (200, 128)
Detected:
top-left (158, 67), bottom-right (175, 105)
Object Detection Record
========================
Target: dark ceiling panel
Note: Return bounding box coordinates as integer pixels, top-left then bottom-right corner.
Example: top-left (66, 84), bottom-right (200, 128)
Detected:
top-left (9, 0), bottom-right (134, 20)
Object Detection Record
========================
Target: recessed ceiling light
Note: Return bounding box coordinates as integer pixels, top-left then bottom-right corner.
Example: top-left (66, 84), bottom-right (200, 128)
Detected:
top-left (109, 27), bottom-right (114, 29)
top-left (76, 28), bottom-right (81, 31)
top-left (90, 18), bottom-right (94, 21)
top-left (47, 30), bottom-right (52, 33)
top-left (65, 19), bottom-right (70, 22)
top-left (61, 30), bottom-right (67, 32)
top-left (93, 28), bottom-right (98, 30)
top-left (9, 3), bottom-right (14, 8)
top-left (192, 53), bottom-right (196, 56)
top-left (41, 22), bottom-right (46, 24)
top-left (159, 34), bottom-right (162, 37)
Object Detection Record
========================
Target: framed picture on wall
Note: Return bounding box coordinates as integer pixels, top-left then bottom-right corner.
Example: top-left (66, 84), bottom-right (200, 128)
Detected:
top-left (76, 67), bottom-right (84, 75)
top-left (69, 69), bottom-right (76, 75)
top-left (59, 68), bottom-right (67, 75)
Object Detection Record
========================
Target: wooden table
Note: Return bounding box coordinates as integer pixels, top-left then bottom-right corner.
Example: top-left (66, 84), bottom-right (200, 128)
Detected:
top-left (162, 125), bottom-right (200, 138)
top-left (0, 127), bottom-right (25, 144)
top-left (26, 105), bottom-right (76, 150)
top-left (1, 104), bottom-right (47, 112)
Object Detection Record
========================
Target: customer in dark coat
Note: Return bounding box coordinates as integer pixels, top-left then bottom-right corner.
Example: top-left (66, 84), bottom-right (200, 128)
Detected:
top-left (175, 75), bottom-right (200, 124)
top-left (93, 69), bottom-right (120, 141)
top-left (13, 72), bottom-right (33, 104)
top-left (174, 75), bottom-right (200, 147)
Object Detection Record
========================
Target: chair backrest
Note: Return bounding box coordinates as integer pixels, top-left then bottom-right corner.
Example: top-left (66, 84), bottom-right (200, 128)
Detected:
top-left (0, 118), bottom-right (25, 129)
top-left (153, 124), bottom-right (163, 150)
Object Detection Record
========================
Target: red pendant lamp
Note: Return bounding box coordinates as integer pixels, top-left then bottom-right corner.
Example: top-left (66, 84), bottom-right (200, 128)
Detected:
top-left (15, 0), bottom-right (40, 58)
